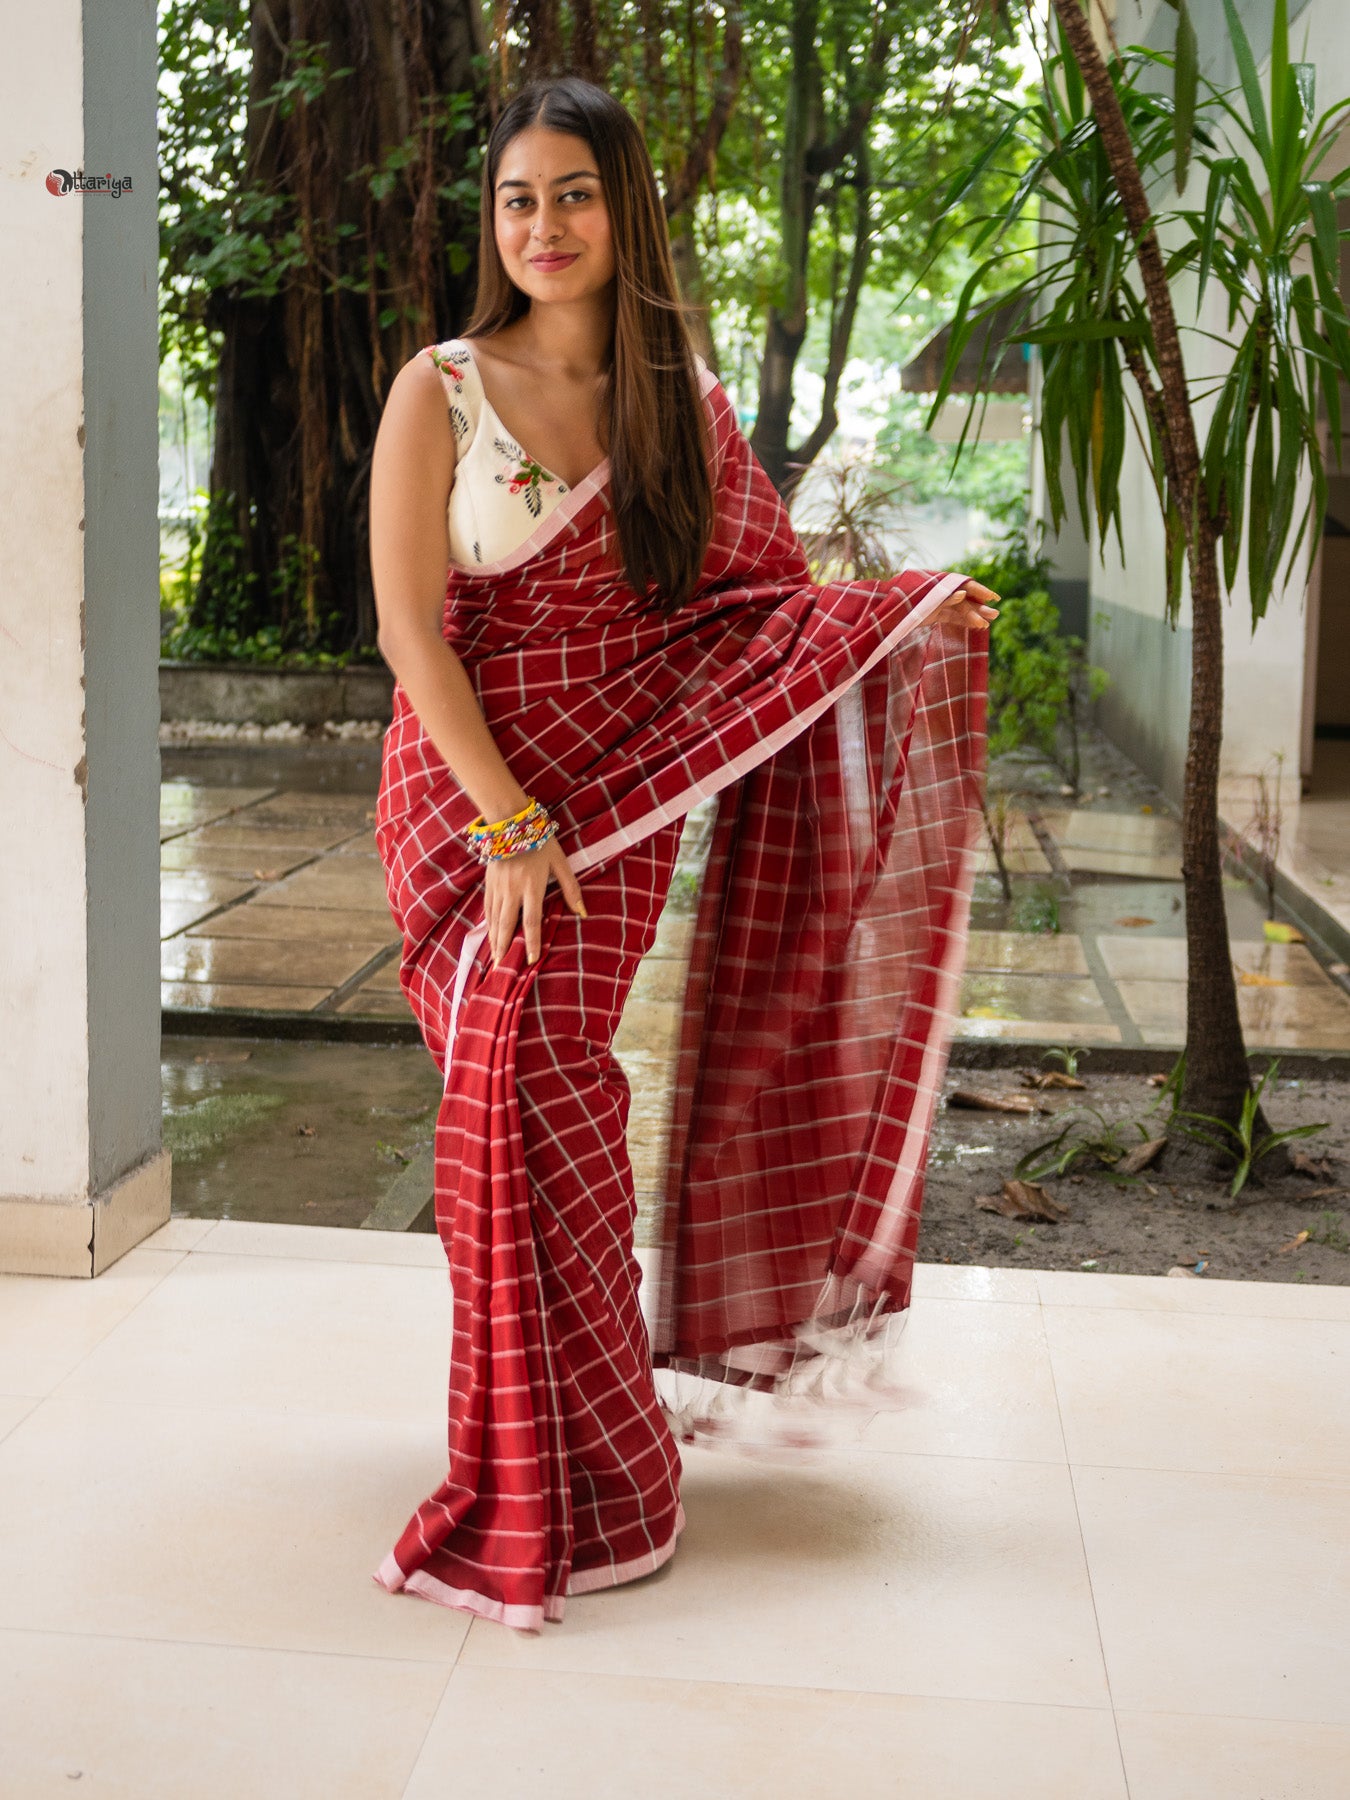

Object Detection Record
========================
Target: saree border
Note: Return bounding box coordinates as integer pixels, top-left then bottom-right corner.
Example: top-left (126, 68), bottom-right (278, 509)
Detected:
top-left (569, 569), bottom-right (970, 873)
top-left (373, 1502), bottom-right (685, 1630)
top-left (434, 570), bottom-right (972, 1068)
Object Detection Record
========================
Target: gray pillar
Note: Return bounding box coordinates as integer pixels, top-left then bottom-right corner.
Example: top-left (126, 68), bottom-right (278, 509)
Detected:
top-left (0, 1), bottom-right (168, 1275)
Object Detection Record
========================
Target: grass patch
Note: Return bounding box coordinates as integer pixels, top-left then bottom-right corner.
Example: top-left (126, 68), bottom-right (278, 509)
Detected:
top-left (163, 1092), bottom-right (286, 1162)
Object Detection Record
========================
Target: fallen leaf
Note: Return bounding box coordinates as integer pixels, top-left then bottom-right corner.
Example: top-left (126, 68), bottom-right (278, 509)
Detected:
top-left (975, 1179), bottom-right (1073, 1223)
top-left (1140, 804), bottom-right (1153, 814)
top-left (1117, 1136), bottom-right (1166, 1176)
top-left (1276, 1230), bottom-right (1310, 1254)
top-left (1237, 969), bottom-right (1290, 987)
top-left (1147, 1072), bottom-right (1167, 1087)
top-left (1166, 1265), bottom-right (1197, 1278)
top-left (252, 868), bottom-right (282, 882)
top-left (296, 1124), bottom-right (317, 1138)
top-left (948, 1088), bottom-right (1049, 1115)
top-left (1263, 920), bottom-right (1305, 944)
top-left (1304, 1186), bottom-right (1349, 1200)
top-left (1290, 1148), bottom-right (1337, 1181)
top-left (1021, 1070), bottom-right (1087, 1090)
top-left (1115, 916), bottom-right (1155, 928)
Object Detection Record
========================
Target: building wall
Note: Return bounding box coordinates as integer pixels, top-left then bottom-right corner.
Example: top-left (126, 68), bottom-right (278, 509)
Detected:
top-left (0, 0), bottom-right (161, 1212)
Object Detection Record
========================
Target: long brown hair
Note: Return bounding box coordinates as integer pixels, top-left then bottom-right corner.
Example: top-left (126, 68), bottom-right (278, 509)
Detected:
top-left (462, 77), bottom-right (714, 612)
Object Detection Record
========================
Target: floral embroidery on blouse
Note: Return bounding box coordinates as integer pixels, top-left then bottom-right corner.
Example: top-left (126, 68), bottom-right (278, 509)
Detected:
top-left (492, 433), bottom-right (568, 520)
top-left (427, 343), bottom-right (469, 383)
top-left (426, 344), bottom-right (472, 444)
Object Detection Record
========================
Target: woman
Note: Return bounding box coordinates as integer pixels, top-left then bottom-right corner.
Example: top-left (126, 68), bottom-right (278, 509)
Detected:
top-left (368, 74), bottom-right (996, 1633)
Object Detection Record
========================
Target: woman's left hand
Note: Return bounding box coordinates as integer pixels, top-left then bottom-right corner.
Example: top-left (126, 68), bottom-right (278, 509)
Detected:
top-left (937, 579), bottom-right (1000, 631)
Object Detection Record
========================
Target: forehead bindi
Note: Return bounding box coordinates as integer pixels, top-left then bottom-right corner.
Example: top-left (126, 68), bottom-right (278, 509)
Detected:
top-left (496, 130), bottom-right (599, 193)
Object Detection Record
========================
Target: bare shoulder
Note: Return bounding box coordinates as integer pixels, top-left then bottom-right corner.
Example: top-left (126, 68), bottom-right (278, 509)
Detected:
top-left (375, 348), bottom-right (456, 487)
top-left (383, 346), bottom-right (454, 427)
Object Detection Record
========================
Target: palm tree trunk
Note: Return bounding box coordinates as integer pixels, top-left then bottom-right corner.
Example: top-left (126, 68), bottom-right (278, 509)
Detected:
top-left (1175, 522), bottom-right (1259, 1148)
top-left (1048, 0), bottom-right (1256, 1149)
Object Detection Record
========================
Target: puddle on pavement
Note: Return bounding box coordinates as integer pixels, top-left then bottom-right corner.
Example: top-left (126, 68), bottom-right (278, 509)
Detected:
top-left (972, 870), bottom-right (1280, 947)
top-left (929, 1142), bottom-right (1000, 1167)
top-left (163, 1034), bottom-right (442, 1229)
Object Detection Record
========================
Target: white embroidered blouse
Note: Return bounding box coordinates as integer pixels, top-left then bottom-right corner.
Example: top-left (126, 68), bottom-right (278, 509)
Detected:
top-left (423, 338), bottom-right (575, 570)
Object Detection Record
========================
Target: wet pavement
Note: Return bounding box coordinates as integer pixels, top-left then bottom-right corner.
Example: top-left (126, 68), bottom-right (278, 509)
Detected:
top-left (159, 739), bottom-right (1350, 1053)
top-left (157, 735), bottom-right (1350, 1232)
top-left (162, 1036), bottom-right (442, 1232)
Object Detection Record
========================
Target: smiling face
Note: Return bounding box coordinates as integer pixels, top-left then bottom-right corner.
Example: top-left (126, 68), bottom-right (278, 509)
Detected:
top-left (492, 124), bottom-right (616, 308)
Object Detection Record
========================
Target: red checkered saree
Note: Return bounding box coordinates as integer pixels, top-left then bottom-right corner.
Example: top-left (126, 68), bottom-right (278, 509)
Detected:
top-left (371, 364), bottom-right (986, 1630)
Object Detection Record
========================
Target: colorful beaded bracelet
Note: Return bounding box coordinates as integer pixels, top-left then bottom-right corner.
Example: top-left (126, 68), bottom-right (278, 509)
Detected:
top-left (464, 795), bottom-right (559, 862)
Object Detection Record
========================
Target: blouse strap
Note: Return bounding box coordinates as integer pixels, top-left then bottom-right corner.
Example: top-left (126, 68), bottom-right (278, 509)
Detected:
top-left (421, 340), bottom-right (480, 453)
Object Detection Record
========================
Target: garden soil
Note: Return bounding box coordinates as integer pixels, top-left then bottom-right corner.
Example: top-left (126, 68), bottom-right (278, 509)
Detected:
top-left (918, 1065), bottom-right (1350, 1286)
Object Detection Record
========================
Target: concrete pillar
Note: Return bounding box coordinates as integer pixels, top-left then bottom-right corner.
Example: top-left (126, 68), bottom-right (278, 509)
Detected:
top-left (0, 1), bottom-right (168, 1275)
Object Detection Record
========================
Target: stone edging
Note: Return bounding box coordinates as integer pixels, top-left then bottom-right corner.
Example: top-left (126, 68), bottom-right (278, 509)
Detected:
top-left (160, 1009), bottom-right (1350, 1081)
top-left (160, 661), bottom-right (393, 727)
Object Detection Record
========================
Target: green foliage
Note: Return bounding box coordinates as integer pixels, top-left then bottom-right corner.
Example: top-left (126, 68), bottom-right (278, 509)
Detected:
top-left (158, 3), bottom-right (485, 658)
top-left (162, 1092), bottom-right (286, 1162)
top-left (793, 452), bottom-right (909, 580)
top-left (964, 533), bottom-right (1108, 785)
top-left (1016, 1107), bottom-right (1153, 1181)
top-left (160, 490), bottom-right (379, 667)
top-left (158, 6), bottom-right (480, 392)
top-left (1308, 1210), bottom-right (1349, 1253)
top-left (659, 0), bottom-right (1033, 407)
top-left (925, 0), bottom-right (1350, 627)
top-left (158, 0), bottom-right (252, 398)
top-left (874, 395), bottom-right (1028, 520)
top-left (1042, 1044), bottom-right (1089, 1079)
top-left (1170, 1059), bottom-right (1330, 1198)
top-left (1183, 0), bottom-right (1350, 619)
top-left (1150, 1051), bottom-right (1189, 1114)
top-left (1012, 885), bottom-right (1060, 934)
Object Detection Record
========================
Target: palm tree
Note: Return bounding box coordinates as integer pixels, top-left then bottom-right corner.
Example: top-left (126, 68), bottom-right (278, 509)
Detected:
top-left (931, 0), bottom-right (1350, 1159)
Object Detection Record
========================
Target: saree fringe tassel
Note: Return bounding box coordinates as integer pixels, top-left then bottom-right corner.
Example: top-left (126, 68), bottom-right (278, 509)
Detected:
top-left (372, 366), bottom-right (986, 1630)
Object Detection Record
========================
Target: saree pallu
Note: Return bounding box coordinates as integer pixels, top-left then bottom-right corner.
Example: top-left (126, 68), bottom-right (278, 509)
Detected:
top-left (373, 369), bottom-right (986, 1629)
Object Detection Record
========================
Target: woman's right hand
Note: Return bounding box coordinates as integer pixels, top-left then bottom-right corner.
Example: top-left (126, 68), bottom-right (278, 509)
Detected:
top-left (484, 836), bottom-right (588, 968)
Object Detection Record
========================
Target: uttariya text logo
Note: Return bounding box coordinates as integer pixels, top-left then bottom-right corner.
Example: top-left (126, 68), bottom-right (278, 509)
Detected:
top-left (46, 169), bottom-right (134, 198)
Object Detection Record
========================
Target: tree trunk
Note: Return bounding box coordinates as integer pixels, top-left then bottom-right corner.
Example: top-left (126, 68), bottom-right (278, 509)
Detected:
top-left (754, 313), bottom-right (810, 492)
top-left (669, 218), bottom-right (719, 369)
top-left (750, 0), bottom-right (889, 497)
top-left (750, 0), bottom-right (819, 493)
top-left (1170, 520), bottom-right (1272, 1170)
top-left (1048, 0), bottom-right (1257, 1149)
top-left (196, 0), bottom-right (486, 656)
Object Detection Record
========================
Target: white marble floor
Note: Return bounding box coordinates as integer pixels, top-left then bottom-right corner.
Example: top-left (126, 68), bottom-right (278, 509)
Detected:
top-left (2, 1219), bottom-right (1347, 1799)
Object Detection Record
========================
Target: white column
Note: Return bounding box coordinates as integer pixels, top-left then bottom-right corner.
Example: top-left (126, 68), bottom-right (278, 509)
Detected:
top-left (0, 0), bottom-right (168, 1275)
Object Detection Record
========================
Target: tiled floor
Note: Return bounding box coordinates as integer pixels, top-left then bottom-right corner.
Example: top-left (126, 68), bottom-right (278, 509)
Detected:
top-left (3, 1219), bottom-right (1347, 1797)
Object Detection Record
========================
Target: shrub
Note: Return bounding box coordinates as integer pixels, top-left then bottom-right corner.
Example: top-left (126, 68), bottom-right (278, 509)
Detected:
top-left (965, 532), bottom-right (1107, 792)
